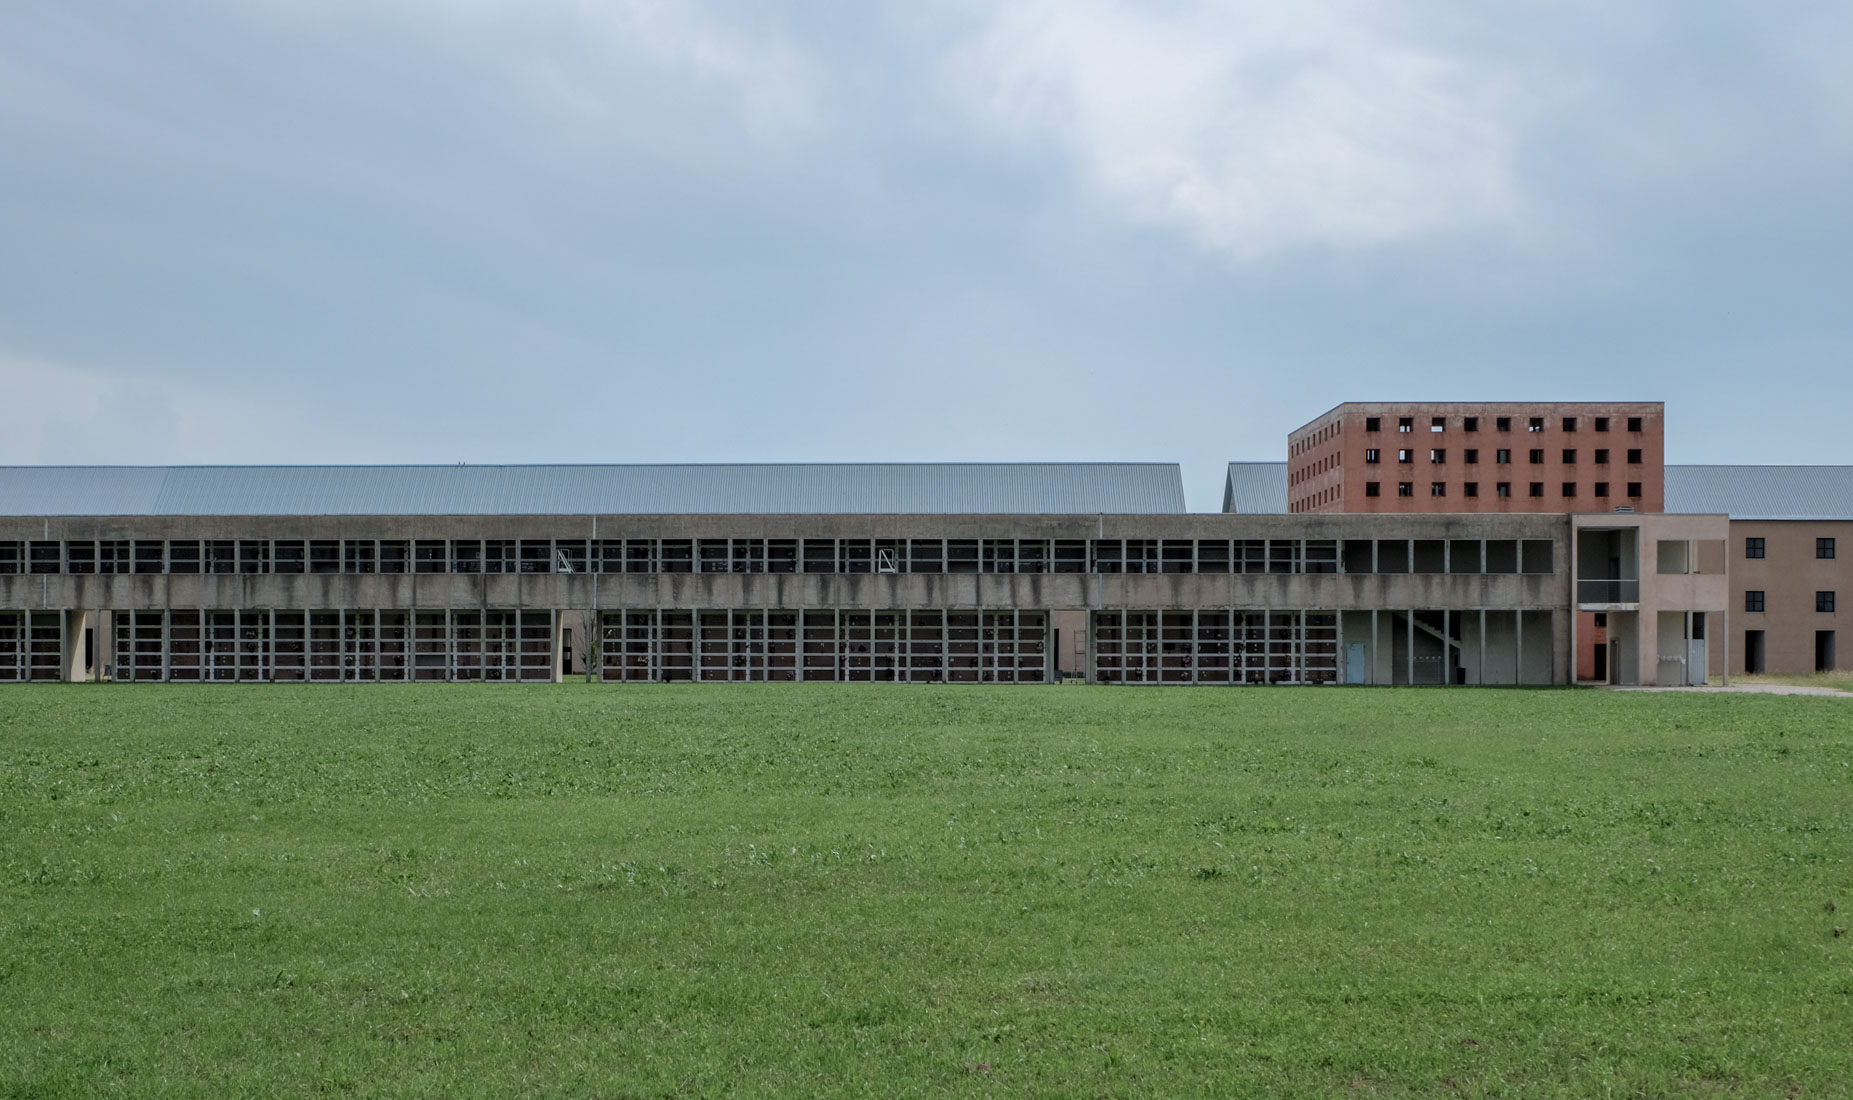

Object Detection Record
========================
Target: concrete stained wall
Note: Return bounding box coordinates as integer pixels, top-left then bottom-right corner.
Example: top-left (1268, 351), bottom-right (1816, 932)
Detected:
top-left (0, 571), bottom-right (1568, 616)
top-left (3, 510), bottom-right (1576, 682)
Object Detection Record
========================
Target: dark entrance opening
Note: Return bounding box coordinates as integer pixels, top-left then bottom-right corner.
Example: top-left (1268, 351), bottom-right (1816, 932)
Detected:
top-left (1745, 630), bottom-right (1765, 675)
top-left (1592, 643), bottom-right (1607, 682)
top-left (1818, 631), bottom-right (1837, 673)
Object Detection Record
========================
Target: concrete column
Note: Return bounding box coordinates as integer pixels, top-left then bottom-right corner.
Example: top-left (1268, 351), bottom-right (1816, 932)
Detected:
top-left (1406, 609), bottom-right (1414, 686)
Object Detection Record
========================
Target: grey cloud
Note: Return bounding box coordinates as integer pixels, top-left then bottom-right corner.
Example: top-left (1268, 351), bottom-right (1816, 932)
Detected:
top-left (1, 1), bottom-right (1851, 507)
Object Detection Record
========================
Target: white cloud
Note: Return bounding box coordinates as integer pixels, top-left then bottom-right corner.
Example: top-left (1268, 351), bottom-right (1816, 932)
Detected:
top-left (946, 0), bottom-right (1526, 260)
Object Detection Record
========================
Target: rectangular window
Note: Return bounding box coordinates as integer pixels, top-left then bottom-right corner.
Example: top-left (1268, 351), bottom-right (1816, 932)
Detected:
top-left (273, 541), bottom-right (305, 574)
top-left (1365, 416), bottom-right (1381, 432)
top-left (1627, 482), bottom-right (1643, 498)
top-left (1398, 449), bottom-right (1413, 463)
top-left (309, 540), bottom-right (340, 574)
top-left (1496, 482), bottom-right (1511, 498)
top-left (1431, 449), bottom-right (1446, 463)
top-left (1595, 448), bottom-right (1609, 464)
top-left (1431, 417), bottom-right (1446, 433)
top-left (1364, 481), bottom-right (1380, 497)
top-left (1528, 417), bottom-right (1544, 432)
top-left (1563, 449), bottom-right (1577, 463)
top-left (1595, 417), bottom-right (1610, 432)
top-left (1496, 448), bottom-right (1511, 464)
top-left (168, 541), bottom-right (201, 574)
top-left (1529, 449), bottom-right (1544, 464)
top-left (1398, 482), bottom-right (1413, 497)
top-left (1746, 590), bottom-right (1765, 613)
top-left (1627, 448), bottom-right (1643, 463)
top-left (236, 540), bottom-right (267, 574)
top-left (1398, 417), bottom-right (1413, 433)
top-left (1562, 482), bottom-right (1576, 498)
top-left (1819, 591), bottom-right (1837, 613)
top-left (1562, 416), bottom-right (1577, 431)
top-left (344, 540), bottom-right (377, 573)
top-left (1529, 482), bottom-right (1544, 498)
top-left (1460, 448), bottom-right (1477, 464)
top-left (1463, 417), bottom-right (1479, 432)
top-left (1364, 448), bottom-right (1380, 464)
top-left (1595, 482), bottom-right (1609, 497)
top-left (1496, 417), bottom-right (1512, 432)
top-left (414, 540), bottom-right (447, 573)
top-left (28, 542), bottom-right (61, 574)
top-left (1819, 537), bottom-right (1836, 559)
top-left (1745, 536), bottom-right (1765, 559)
top-left (1628, 416), bottom-right (1643, 432)
top-left (1463, 482), bottom-right (1479, 498)
top-left (1431, 482), bottom-right (1447, 497)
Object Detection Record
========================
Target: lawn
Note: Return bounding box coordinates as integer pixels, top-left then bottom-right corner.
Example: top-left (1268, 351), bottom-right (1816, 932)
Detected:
top-left (2, 684), bottom-right (1850, 1097)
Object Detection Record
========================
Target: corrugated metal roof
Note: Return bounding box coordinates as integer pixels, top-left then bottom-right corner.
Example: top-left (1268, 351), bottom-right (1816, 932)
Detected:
top-left (1222, 463), bottom-right (1289, 513)
top-left (0, 463), bottom-right (1187, 517)
top-left (1666, 465), bottom-right (1853, 520)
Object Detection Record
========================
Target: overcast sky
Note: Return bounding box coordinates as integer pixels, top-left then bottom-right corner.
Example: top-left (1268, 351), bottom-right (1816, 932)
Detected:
top-left (3, 2), bottom-right (1851, 509)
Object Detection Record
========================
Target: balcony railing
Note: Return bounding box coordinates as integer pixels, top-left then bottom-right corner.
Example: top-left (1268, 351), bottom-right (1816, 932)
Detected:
top-left (1578, 579), bottom-right (1639, 604)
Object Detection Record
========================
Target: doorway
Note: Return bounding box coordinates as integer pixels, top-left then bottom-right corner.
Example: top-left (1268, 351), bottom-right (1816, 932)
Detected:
top-left (1818, 631), bottom-right (1837, 673)
top-left (1745, 630), bottom-right (1765, 675)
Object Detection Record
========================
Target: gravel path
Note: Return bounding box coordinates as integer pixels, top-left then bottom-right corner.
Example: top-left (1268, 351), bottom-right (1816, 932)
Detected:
top-left (1604, 682), bottom-right (1850, 697)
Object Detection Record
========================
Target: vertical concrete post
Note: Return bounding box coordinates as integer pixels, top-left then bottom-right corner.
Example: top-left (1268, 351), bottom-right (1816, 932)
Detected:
top-left (1406, 609), bottom-right (1414, 686)
top-left (1479, 608), bottom-right (1487, 686)
top-left (1369, 608), bottom-right (1378, 685)
top-left (1516, 609), bottom-right (1525, 687)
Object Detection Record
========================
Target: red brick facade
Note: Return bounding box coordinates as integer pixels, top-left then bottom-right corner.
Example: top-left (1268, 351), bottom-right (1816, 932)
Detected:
top-left (1287, 402), bottom-right (1665, 515)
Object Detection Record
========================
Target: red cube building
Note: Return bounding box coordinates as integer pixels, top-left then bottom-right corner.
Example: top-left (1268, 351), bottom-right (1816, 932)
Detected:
top-left (1287, 402), bottom-right (1665, 515)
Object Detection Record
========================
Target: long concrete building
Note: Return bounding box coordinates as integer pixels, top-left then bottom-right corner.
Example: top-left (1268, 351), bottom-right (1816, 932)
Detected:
top-left (1, 463), bottom-right (1569, 686)
top-left (2, 405), bottom-right (1842, 686)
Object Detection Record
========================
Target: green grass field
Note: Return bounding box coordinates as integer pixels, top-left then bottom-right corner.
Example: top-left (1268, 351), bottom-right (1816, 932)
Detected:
top-left (3, 684), bottom-right (1851, 1097)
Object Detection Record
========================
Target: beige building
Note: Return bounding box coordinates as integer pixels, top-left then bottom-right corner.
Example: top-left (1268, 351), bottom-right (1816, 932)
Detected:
top-left (1228, 459), bottom-right (1853, 678)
